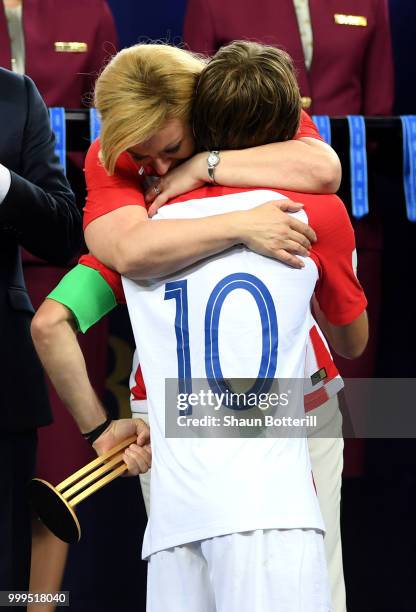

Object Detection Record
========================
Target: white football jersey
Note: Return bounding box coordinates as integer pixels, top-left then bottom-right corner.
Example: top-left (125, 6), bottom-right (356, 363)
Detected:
top-left (123, 190), bottom-right (325, 558)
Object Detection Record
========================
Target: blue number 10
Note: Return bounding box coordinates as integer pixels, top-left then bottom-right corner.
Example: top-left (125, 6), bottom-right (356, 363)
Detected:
top-left (165, 273), bottom-right (278, 409)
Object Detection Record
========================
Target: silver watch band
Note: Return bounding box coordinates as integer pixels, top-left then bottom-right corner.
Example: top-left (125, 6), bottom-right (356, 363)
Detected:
top-left (207, 150), bottom-right (220, 184)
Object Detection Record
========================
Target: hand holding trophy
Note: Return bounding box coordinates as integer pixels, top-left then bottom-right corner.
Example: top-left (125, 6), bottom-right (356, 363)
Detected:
top-left (30, 418), bottom-right (151, 544)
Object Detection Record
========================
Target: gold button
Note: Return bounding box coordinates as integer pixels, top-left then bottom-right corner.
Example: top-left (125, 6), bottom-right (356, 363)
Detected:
top-left (301, 97), bottom-right (312, 109)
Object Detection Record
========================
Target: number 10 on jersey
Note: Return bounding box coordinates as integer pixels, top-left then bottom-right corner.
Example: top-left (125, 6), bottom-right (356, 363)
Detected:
top-left (165, 273), bottom-right (279, 413)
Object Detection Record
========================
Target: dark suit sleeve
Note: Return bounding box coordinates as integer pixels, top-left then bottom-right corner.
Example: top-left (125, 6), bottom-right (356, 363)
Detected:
top-left (0, 75), bottom-right (82, 263)
top-left (183, 0), bottom-right (218, 55)
top-left (363, 0), bottom-right (395, 115)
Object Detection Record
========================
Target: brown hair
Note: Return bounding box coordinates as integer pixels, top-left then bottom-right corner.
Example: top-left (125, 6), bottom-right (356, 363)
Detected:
top-left (192, 41), bottom-right (301, 151)
top-left (94, 44), bottom-right (205, 174)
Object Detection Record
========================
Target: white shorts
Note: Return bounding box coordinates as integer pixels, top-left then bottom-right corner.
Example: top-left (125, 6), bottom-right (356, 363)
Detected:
top-left (147, 529), bottom-right (332, 612)
top-left (307, 396), bottom-right (345, 612)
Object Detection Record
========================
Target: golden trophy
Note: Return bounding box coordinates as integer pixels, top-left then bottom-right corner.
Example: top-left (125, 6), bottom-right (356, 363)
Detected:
top-left (30, 435), bottom-right (136, 544)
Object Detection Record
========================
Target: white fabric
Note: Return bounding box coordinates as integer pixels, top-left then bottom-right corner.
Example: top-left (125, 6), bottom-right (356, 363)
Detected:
top-left (147, 528), bottom-right (332, 612)
top-left (131, 399), bottom-right (147, 413)
top-left (0, 163), bottom-right (11, 204)
top-left (308, 396), bottom-right (346, 612)
top-left (129, 321), bottom-right (343, 414)
top-left (123, 190), bottom-right (324, 559)
top-left (3, 3), bottom-right (25, 75)
top-left (293, 0), bottom-right (313, 70)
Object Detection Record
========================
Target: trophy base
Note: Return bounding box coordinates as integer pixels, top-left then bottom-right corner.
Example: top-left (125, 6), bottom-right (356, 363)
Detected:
top-left (30, 478), bottom-right (81, 544)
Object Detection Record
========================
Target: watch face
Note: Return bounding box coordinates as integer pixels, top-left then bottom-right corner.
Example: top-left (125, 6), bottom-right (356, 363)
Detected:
top-left (207, 152), bottom-right (219, 166)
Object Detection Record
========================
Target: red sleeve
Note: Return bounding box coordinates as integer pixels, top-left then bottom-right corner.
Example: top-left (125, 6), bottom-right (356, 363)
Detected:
top-left (363, 0), bottom-right (394, 115)
top-left (78, 253), bottom-right (126, 304)
top-left (183, 0), bottom-right (217, 56)
top-left (83, 139), bottom-right (146, 229)
top-left (277, 191), bottom-right (367, 325)
top-left (131, 363), bottom-right (147, 401)
top-left (304, 195), bottom-right (367, 325)
top-left (294, 111), bottom-right (324, 141)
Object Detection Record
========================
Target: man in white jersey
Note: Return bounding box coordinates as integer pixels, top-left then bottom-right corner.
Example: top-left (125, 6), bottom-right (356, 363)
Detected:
top-left (119, 42), bottom-right (368, 612)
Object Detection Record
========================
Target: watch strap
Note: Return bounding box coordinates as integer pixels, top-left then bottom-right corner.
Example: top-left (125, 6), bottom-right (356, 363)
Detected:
top-left (207, 150), bottom-right (220, 184)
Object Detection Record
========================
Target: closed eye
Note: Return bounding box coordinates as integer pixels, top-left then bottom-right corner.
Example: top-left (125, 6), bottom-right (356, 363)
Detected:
top-left (130, 152), bottom-right (147, 162)
top-left (164, 142), bottom-right (181, 154)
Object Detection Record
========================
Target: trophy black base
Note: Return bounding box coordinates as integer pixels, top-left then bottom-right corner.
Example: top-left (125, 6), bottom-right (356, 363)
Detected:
top-left (30, 478), bottom-right (81, 544)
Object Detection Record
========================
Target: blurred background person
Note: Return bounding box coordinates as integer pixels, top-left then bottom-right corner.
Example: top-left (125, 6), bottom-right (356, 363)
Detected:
top-left (0, 66), bottom-right (81, 603)
top-left (0, 0), bottom-right (117, 106)
top-left (183, 0), bottom-right (394, 116)
top-left (0, 0), bottom-right (118, 604)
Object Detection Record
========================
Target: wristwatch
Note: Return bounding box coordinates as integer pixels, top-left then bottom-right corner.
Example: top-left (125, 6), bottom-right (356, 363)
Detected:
top-left (207, 150), bottom-right (220, 184)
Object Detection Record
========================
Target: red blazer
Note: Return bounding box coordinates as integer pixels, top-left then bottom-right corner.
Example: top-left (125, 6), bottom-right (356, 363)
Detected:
top-left (0, 0), bottom-right (117, 107)
top-left (184, 0), bottom-right (394, 115)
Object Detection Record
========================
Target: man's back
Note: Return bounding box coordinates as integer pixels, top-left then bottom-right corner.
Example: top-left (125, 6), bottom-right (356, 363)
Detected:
top-left (126, 188), bottom-right (317, 381)
top-left (121, 185), bottom-right (364, 559)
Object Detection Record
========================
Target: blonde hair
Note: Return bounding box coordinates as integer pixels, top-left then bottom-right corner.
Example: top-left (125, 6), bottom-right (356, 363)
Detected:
top-left (193, 41), bottom-right (301, 151)
top-left (95, 44), bottom-right (205, 174)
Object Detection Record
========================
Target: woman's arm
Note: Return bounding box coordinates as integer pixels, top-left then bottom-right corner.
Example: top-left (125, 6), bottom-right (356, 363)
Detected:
top-left (215, 138), bottom-right (341, 193)
top-left (146, 139), bottom-right (341, 215)
top-left (83, 130), bottom-right (320, 278)
top-left (85, 199), bottom-right (316, 278)
top-left (145, 111), bottom-right (341, 213)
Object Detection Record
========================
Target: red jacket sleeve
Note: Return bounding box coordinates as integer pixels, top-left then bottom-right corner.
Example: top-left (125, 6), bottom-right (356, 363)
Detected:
top-left (363, 0), bottom-right (394, 115)
top-left (79, 253), bottom-right (126, 304)
top-left (294, 111), bottom-right (323, 141)
top-left (83, 139), bottom-right (146, 229)
top-left (183, 0), bottom-right (218, 56)
top-left (203, 187), bottom-right (366, 326)
top-left (300, 194), bottom-right (367, 325)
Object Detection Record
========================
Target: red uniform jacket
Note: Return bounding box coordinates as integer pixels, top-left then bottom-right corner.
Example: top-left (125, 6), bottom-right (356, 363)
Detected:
top-left (0, 0), bottom-right (117, 107)
top-left (184, 0), bottom-right (394, 115)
